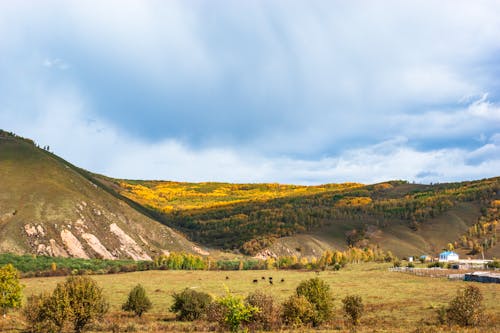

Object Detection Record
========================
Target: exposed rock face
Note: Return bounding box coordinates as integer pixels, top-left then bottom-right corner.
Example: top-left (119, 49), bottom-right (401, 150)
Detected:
top-left (109, 223), bottom-right (151, 260)
top-left (1, 135), bottom-right (203, 259)
top-left (60, 229), bottom-right (89, 259)
top-left (81, 233), bottom-right (115, 259)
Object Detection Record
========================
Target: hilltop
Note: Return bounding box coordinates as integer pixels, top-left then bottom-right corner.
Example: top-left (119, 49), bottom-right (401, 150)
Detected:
top-left (0, 130), bottom-right (203, 259)
top-left (1, 130), bottom-right (498, 260)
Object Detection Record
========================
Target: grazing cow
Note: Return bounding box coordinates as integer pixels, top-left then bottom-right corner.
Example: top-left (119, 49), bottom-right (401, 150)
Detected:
top-left (225, 276), bottom-right (229, 280)
top-left (269, 280), bottom-right (273, 285)
top-left (261, 276), bottom-right (265, 280)
top-left (280, 278), bottom-right (285, 283)
top-left (253, 279), bottom-right (258, 283)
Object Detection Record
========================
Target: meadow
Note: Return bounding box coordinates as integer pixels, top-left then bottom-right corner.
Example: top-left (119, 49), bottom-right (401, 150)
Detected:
top-left (2, 263), bottom-right (499, 332)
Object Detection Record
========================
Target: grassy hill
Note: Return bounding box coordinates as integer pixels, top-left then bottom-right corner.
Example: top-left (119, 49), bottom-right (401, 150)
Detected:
top-left (0, 130), bottom-right (202, 259)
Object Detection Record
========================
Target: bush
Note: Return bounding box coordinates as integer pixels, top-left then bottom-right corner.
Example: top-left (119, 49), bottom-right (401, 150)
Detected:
top-left (486, 260), bottom-right (499, 269)
top-left (445, 285), bottom-right (484, 327)
top-left (22, 293), bottom-right (55, 333)
top-left (0, 263), bottom-right (23, 315)
top-left (245, 290), bottom-right (281, 330)
top-left (296, 277), bottom-right (333, 326)
top-left (407, 262), bottom-right (415, 268)
top-left (213, 291), bottom-right (259, 332)
top-left (393, 261), bottom-right (401, 268)
top-left (428, 262), bottom-right (444, 268)
top-left (342, 295), bottom-right (364, 326)
top-left (170, 288), bottom-right (212, 321)
top-left (282, 295), bottom-right (315, 327)
top-left (22, 276), bottom-right (108, 333)
top-left (122, 284), bottom-right (152, 317)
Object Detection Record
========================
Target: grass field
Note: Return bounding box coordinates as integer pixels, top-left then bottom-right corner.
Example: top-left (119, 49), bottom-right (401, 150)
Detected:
top-left (1, 263), bottom-right (499, 332)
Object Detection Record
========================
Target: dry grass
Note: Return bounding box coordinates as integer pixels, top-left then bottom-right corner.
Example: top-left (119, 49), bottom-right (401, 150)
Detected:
top-left (3, 263), bottom-right (499, 332)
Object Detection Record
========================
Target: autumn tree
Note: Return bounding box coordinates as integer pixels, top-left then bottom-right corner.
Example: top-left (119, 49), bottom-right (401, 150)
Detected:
top-left (0, 264), bottom-right (23, 316)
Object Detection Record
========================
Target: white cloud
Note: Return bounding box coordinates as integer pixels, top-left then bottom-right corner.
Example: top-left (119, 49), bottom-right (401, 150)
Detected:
top-left (1, 1), bottom-right (500, 184)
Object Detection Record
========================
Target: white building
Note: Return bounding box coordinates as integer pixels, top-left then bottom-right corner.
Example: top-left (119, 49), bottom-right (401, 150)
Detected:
top-left (439, 251), bottom-right (459, 262)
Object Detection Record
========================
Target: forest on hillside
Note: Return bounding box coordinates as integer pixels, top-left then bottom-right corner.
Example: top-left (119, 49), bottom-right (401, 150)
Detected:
top-left (114, 177), bottom-right (499, 254)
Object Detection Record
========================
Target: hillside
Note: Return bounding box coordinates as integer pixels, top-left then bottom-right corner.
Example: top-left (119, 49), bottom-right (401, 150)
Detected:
top-left (1, 129), bottom-right (498, 260)
top-left (112, 177), bottom-right (499, 258)
top-left (0, 130), bottom-right (203, 259)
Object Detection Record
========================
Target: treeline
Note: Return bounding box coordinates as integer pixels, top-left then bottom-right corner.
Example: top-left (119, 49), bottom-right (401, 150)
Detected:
top-left (160, 178), bottom-right (499, 253)
top-left (454, 199), bottom-right (499, 255)
top-left (0, 247), bottom-right (395, 277)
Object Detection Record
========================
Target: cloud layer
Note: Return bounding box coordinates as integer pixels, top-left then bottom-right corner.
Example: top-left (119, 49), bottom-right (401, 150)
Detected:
top-left (1, 1), bottom-right (499, 184)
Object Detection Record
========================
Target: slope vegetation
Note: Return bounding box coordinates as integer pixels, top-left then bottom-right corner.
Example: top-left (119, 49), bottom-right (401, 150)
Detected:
top-left (0, 130), bottom-right (201, 259)
top-left (114, 176), bottom-right (499, 258)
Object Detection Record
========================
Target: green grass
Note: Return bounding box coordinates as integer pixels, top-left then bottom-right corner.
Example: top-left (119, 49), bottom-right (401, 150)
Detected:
top-left (4, 263), bottom-right (498, 332)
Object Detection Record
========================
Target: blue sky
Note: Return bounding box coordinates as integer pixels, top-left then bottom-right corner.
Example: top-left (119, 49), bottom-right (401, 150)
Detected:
top-left (1, 0), bottom-right (499, 184)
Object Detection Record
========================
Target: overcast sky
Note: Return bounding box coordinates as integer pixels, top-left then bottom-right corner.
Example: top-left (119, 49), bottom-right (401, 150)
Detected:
top-left (1, 1), bottom-right (499, 184)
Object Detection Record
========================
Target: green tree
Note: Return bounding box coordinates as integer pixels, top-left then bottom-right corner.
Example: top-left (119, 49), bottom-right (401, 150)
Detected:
top-left (296, 277), bottom-right (333, 326)
top-left (0, 263), bottom-right (23, 316)
top-left (122, 284), bottom-right (152, 317)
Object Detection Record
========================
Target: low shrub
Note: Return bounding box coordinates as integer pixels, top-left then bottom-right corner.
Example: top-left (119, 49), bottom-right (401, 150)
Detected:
top-left (122, 284), bottom-right (152, 317)
top-left (22, 275), bottom-right (108, 333)
top-left (282, 295), bottom-right (315, 327)
top-left (212, 291), bottom-right (259, 332)
top-left (296, 277), bottom-right (333, 326)
top-left (445, 285), bottom-right (484, 327)
top-left (245, 290), bottom-right (282, 330)
top-left (342, 295), bottom-right (364, 326)
top-left (170, 288), bottom-right (212, 321)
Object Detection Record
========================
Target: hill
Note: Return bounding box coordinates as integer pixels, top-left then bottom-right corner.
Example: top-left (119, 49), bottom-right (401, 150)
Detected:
top-left (0, 130), bottom-right (203, 259)
top-left (1, 129), bottom-right (498, 260)
top-left (111, 177), bottom-right (499, 258)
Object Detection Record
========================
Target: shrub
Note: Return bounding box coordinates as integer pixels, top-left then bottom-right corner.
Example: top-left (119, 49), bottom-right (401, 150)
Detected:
top-left (296, 277), bottom-right (333, 326)
top-left (445, 285), bottom-right (484, 327)
top-left (214, 291), bottom-right (259, 332)
top-left (22, 293), bottom-right (55, 333)
top-left (170, 288), bottom-right (212, 321)
top-left (342, 295), bottom-right (364, 326)
top-left (22, 276), bottom-right (108, 333)
top-left (0, 263), bottom-right (23, 315)
top-left (245, 290), bottom-right (282, 330)
top-left (407, 262), bottom-right (415, 268)
top-left (282, 295), bottom-right (315, 327)
top-left (122, 284), bottom-right (152, 317)
top-left (393, 261), bottom-right (401, 268)
top-left (428, 262), bottom-right (444, 268)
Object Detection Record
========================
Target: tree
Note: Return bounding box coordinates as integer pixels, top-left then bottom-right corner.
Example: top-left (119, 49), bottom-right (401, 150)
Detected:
top-left (0, 264), bottom-right (23, 316)
top-left (122, 284), bottom-right (152, 317)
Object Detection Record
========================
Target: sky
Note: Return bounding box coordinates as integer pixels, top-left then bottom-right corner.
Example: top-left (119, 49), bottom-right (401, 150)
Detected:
top-left (1, 0), bottom-right (499, 184)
